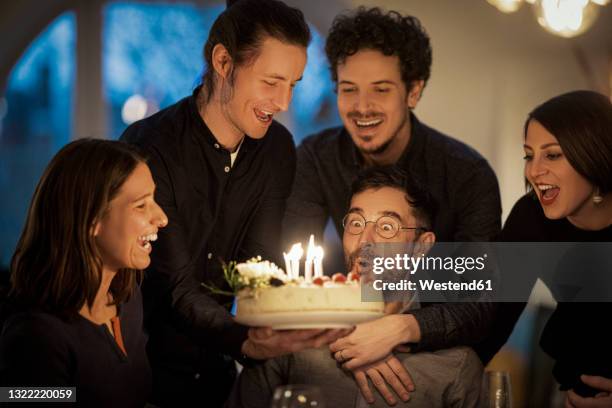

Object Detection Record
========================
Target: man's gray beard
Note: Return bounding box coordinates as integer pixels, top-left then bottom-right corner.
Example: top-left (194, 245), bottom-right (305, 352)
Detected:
top-left (346, 243), bottom-right (373, 273)
top-left (346, 242), bottom-right (420, 275)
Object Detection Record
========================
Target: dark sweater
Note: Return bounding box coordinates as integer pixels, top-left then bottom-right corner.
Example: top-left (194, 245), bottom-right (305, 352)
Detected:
top-left (283, 114), bottom-right (502, 359)
top-left (0, 288), bottom-right (150, 407)
top-left (121, 86), bottom-right (296, 406)
top-left (500, 194), bottom-right (612, 396)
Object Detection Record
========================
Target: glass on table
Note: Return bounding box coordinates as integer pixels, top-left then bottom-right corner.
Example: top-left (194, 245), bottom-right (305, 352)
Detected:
top-left (481, 371), bottom-right (512, 408)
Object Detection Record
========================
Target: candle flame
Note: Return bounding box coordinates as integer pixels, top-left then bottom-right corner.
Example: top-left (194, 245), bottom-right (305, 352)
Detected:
top-left (283, 237), bottom-right (325, 280)
top-left (287, 243), bottom-right (304, 259)
top-left (314, 246), bottom-right (324, 259)
top-left (306, 234), bottom-right (316, 261)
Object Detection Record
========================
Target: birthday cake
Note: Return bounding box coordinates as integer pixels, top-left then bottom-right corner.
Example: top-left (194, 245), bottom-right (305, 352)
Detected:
top-left (232, 257), bottom-right (385, 327)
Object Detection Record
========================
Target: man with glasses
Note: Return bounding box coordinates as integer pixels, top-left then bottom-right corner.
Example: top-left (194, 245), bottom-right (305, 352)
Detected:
top-left (228, 167), bottom-right (483, 408)
top-left (343, 212), bottom-right (426, 239)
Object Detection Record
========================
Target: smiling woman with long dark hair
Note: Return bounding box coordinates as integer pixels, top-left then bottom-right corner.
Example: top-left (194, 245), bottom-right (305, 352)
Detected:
top-left (0, 139), bottom-right (168, 408)
top-left (500, 90), bottom-right (612, 406)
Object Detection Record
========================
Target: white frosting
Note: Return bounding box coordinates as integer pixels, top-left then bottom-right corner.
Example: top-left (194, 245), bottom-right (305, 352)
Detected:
top-left (236, 284), bottom-right (384, 315)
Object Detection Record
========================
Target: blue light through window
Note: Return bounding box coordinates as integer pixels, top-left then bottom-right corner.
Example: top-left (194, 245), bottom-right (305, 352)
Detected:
top-left (0, 13), bottom-right (75, 268)
top-left (288, 25), bottom-right (340, 142)
top-left (103, 2), bottom-right (224, 138)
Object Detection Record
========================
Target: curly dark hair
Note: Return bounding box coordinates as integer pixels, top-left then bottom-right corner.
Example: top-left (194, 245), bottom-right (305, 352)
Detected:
top-left (325, 7), bottom-right (432, 90)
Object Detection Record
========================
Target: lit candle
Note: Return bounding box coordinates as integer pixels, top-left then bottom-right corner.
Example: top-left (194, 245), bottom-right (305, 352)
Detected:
top-left (314, 246), bottom-right (324, 278)
top-left (286, 243), bottom-right (303, 279)
top-left (305, 235), bottom-right (316, 282)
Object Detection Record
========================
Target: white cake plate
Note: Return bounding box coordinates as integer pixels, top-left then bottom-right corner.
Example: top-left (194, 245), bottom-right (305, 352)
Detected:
top-left (235, 311), bottom-right (385, 330)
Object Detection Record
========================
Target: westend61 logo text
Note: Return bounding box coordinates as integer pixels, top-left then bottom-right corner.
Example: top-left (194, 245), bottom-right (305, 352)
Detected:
top-left (371, 254), bottom-right (488, 275)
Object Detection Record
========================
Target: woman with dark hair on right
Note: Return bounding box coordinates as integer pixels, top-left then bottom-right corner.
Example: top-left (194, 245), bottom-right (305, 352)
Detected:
top-left (0, 139), bottom-right (168, 407)
top-left (500, 90), bottom-right (612, 407)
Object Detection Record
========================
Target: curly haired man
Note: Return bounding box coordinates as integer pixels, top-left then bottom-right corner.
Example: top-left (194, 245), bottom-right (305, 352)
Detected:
top-left (281, 6), bottom-right (506, 405)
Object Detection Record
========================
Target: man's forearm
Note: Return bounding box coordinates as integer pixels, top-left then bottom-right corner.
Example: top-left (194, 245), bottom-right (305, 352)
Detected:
top-left (405, 302), bottom-right (495, 352)
top-left (388, 314), bottom-right (422, 346)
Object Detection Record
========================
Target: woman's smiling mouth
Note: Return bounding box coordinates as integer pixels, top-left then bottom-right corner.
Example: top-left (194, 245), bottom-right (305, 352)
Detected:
top-left (137, 233), bottom-right (158, 252)
top-left (537, 183), bottom-right (560, 206)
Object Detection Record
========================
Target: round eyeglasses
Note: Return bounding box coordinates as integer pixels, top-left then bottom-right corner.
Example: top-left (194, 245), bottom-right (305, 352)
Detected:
top-left (342, 213), bottom-right (425, 239)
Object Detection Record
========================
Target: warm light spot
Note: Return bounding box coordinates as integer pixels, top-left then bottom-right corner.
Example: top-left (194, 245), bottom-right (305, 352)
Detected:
top-left (121, 94), bottom-right (148, 124)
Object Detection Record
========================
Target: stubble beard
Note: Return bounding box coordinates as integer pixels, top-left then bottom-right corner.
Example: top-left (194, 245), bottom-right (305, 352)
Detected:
top-left (355, 113), bottom-right (408, 157)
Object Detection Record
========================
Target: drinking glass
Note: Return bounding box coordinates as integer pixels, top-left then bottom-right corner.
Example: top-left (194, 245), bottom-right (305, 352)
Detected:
top-left (269, 384), bottom-right (325, 408)
top-left (481, 371), bottom-right (512, 408)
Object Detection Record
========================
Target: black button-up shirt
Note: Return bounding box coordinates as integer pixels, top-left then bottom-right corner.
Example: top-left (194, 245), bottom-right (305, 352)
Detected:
top-left (121, 87), bottom-right (296, 379)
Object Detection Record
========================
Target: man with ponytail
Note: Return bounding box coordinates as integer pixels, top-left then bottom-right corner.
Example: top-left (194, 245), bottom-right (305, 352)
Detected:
top-left (122, 1), bottom-right (345, 406)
